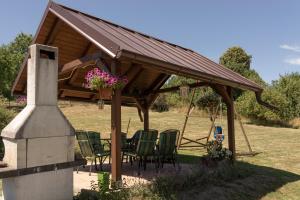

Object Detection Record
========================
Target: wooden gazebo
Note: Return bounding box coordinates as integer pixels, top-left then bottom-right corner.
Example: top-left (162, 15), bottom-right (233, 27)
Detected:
top-left (12, 2), bottom-right (271, 184)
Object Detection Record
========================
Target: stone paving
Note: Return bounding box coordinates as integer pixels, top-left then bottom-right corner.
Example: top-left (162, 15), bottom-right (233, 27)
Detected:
top-left (73, 161), bottom-right (195, 194)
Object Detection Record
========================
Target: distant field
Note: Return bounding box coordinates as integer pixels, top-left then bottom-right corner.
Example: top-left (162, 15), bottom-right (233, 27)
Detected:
top-left (61, 103), bottom-right (300, 200)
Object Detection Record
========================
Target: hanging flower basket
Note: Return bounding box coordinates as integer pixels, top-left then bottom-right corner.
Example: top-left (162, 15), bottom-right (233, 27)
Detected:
top-left (179, 84), bottom-right (190, 98)
top-left (84, 67), bottom-right (128, 109)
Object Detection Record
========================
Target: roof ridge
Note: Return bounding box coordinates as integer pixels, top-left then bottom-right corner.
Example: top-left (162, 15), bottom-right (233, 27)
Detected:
top-left (53, 1), bottom-right (195, 53)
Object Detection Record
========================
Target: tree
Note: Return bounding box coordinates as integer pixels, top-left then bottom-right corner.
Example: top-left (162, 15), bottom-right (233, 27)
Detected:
top-left (219, 46), bottom-right (252, 75)
top-left (0, 33), bottom-right (32, 98)
top-left (272, 72), bottom-right (300, 119)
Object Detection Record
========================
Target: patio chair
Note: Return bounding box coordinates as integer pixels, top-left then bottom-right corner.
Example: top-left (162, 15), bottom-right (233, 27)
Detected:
top-left (121, 132), bottom-right (131, 164)
top-left (75, 131), bottom-right (97, 175)
top-left (86, 131), bottom-right (111, 171)
top-left (123, 129), bottom-right (158, 175)
top-left (121, 130), bottom-right (142, 164)
top-left (157, 129), bottom-right (180, 169)
top-left (126, 130), bottom-right (142, 150)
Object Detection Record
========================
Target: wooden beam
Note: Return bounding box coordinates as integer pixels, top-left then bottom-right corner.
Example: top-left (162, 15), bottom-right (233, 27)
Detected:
top-left (210, 84), bottom-right (231, 106)
top-left (60, 86), bottom-right (95, 96)
top-left (134, 98), bottom-right (146, 113)
top-left (226, 87), bottom-right (236, 160)
top-left (145, 74), bottom-right (167, 93)
top-left (45, 18), bottom-right (63, 45)
top-left (122, 65), bottom-right (144, 93)
top-left (150, 81), bottom-right (208, 94)
top-left (58, 85), bottom-right (136, 100)
top-left (81, 42), bottom-right (92, 57)
top-left (144, 107), bottom-right (149, 130)
top-left (134, 98), bottom-right (149, 129)
top-left (110, 60), bottom-right (122, 185)
top-left (146, 75), bottom-right (170, 106)
top-left (137, 107), bottom-right (143, 122)
top-left (59, 52), bottom-right (102, 75)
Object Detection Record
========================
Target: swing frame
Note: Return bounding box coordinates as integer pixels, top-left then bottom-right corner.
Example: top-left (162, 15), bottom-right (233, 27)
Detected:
top-left (177, 88), bottom-right (223, 150)
top-left (177, 88), bottom-right (259, 157)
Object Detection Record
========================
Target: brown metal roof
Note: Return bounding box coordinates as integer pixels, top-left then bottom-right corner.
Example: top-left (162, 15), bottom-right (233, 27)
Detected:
top-left (12, 1), bottom-right (263, 104)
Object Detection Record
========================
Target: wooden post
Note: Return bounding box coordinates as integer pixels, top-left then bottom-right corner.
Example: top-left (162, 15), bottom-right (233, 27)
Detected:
top-left (226, 87), bottom-right (236, 160)
top-left (177, 89), bottom-right (196, 149)
top-left (143, 106), bottom-right (149, 130)
top-left (111, 61), bottom-right (122, 185)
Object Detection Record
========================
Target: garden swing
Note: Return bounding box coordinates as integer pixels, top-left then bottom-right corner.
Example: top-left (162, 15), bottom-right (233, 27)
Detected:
top-left (177, 88), bottom-right (225, 150)
top-left (177, 87), bottom-right (258, 157)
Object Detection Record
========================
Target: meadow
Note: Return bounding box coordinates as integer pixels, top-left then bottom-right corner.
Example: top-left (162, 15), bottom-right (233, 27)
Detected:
top-left (61, 102), bottom-right (300, 200)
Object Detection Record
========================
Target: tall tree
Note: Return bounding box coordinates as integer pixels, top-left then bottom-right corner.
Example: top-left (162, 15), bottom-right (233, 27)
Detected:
top-left (0, 33), bottom-right (32, 98)
top-left (219, 46), bottom-right (252, 75)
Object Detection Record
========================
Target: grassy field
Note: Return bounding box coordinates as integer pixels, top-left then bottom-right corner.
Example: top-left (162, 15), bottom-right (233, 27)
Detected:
top-left (61, 102), bottom-right (300, 200)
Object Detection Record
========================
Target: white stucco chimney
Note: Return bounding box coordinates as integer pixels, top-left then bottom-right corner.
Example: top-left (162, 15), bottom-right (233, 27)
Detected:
top-left (1, 44), bottom-right (75, 200)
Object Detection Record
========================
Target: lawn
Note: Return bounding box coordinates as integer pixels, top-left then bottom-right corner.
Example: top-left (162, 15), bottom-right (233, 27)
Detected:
top-left (61, 102), bottom-right (300, 200)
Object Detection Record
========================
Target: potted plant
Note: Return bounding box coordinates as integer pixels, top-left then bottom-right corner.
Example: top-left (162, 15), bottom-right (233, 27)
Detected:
top-left (84, 67), bottom-right (128, 109)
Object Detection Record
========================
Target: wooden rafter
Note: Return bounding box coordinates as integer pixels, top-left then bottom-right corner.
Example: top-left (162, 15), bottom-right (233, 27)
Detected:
top-left (149, 81), bottom-right (208, 95)
top-left (81, 42), bottom-right (92, 57)
top-left (59, 52), bottom-right (102, 75)
top-left (45, 18), bottom-right (63, 45)
top-left (146, 74), bottom-right (167, 93)
top-left (122, 64), bottom-right (143, 93)
top-left (146, 74), bottom-right (170, 106)
top-left (210, 84), bottom-right (231, 105)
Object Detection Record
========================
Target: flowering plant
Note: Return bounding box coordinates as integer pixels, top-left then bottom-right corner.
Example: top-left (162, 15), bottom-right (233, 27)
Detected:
top-left (84, 68), bottom-right (128, 90)
top-left (16, 95), bottom-right (27, 104)
top-left (207, 140), bottom-right (232, 160)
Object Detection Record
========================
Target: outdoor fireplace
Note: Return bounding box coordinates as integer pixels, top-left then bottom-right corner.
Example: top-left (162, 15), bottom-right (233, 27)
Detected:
top-left (1, 44), bottom-right (75, 200)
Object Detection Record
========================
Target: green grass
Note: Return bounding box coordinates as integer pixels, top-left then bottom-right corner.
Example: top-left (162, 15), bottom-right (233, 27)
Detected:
top-left (62, 103), bottom-right (300, 199)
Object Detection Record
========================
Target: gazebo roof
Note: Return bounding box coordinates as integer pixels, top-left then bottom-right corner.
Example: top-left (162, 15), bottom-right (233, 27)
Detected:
top-left (12, 1), bottom-right (263, 106)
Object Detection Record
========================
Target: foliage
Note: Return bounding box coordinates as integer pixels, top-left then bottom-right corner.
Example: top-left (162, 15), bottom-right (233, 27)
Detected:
top-left (0, 106), bottom-right (15, 133)
top-left (151, 94), bottom-right (169, 112)
top-left (219, 46), bottom-right (252, 74)
top-left (0, 33), bottom-right (32, 98)
top-left (206, 140), bottom-right (232, 160)
top-left (84, 68), bottom-right (128, 90)
top-left (0, 105), bottom-right (15, 160)
top-left (196, 88), bottom-right (221, 115)
top-left (97, 172), bottom-right (109, 193)
top-left (16, 95), bottom-right (27, 104)
top-left (219, 46), bottom-right (266, 100)
top-left (272, 72), bottom-right (300, 120)
top-left (236, 89), bottom-right (287, 122)
top-left (236, 73), bottom-right (300, 124)
top-left (164, 75), bottom-right (199, 107)
top-left (74, 175), bottom-right (130, 200)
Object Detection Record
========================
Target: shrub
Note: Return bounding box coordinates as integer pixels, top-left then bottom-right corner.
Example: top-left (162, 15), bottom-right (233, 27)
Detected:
top-left (0, 106), bottom-right (15, 160)
top-left (0, 106), bottom-right (14, 131)
top-left (236, 88), bottom-right (288, 123)
top-left (206, 140), bottom-right (232, 160)
top-left (151, 94), bottom-right (169, 112)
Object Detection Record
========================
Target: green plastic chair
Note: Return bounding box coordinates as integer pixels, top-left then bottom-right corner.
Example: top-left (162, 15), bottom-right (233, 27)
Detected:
top-left (75, 131), bottom-right (95, 175)
top-left (124, 129), bottom-right (158, 174)
top-left (157, 129), bottom-right (180, 169)
top-left (86, 131), bottom-right (111, 171)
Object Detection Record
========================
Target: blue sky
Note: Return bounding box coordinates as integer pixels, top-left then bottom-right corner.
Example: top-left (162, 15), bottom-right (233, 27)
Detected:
top-left (0, 0), bottom-right (299, 83)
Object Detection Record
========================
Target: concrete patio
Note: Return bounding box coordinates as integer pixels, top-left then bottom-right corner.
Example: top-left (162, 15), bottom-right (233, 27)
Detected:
top-left (73, 161), bottom-right (194, 194)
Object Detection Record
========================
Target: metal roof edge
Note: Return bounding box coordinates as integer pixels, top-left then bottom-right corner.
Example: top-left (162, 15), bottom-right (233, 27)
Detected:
top-left (118, 50), bottom-right (263, 93)
top-left (49, 2), bottom-right (119, 58)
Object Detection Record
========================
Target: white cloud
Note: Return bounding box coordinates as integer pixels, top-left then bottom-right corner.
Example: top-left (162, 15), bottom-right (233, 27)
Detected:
top-left (284, 58), bottom-right (300, 65)
top-left (280, 44), bottom-right (300, 52)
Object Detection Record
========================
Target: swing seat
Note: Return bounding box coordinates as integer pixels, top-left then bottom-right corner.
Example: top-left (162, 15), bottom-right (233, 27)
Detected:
top-left (214, 126), bottom-right (224, 141)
